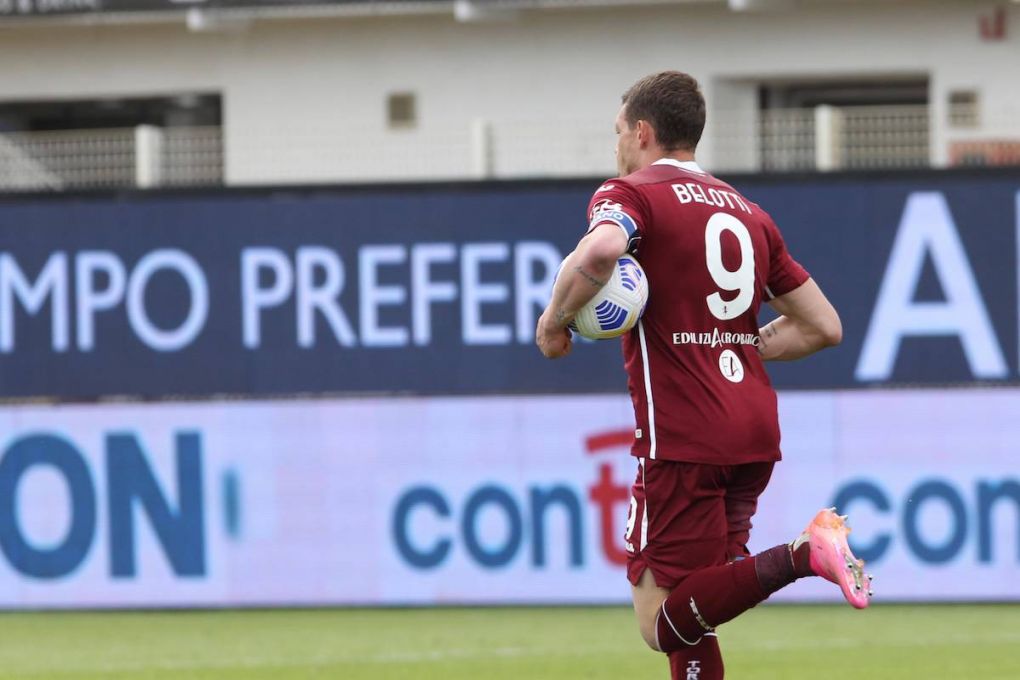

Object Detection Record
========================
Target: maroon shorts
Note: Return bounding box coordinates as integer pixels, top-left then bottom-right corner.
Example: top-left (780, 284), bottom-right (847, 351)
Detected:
top-left (625, 458), bottom-right (774, 590)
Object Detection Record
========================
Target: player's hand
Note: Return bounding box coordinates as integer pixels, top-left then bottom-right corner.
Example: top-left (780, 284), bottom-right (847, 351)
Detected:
top-left (536, 313), bottom-right (573, 359)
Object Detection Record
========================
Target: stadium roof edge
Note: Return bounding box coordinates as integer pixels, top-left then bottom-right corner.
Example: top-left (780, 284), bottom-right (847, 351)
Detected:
top-left (0, 0), bottom-right (717, 29)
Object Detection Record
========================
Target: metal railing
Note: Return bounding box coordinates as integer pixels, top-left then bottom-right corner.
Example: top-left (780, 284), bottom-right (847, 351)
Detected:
top-left (840, 104), bottom-right (930, 170)
top-left (0, 105), bottom-right (1018, 191)
top-left (756, 104), bottom-right (931, 172)
top-left (161, 127), bottom-right (226, 187)
top-left (0, 126), bottom-right (223, 191)
top-left (0, 128), bottom-right (134, 190)
top-left (759, 108), bottom-right (817, 172)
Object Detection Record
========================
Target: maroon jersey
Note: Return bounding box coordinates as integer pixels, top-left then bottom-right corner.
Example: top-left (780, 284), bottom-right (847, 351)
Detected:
top-left (586, 159), bottom-right (809, 465)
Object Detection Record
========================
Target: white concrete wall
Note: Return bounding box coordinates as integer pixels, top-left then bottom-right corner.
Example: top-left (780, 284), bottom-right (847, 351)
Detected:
top-left (0, 0), bottom-right (1016, 182)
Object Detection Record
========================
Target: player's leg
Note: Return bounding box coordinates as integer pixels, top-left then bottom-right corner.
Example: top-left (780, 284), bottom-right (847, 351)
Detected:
top-left (626, 459), bottom-right (730, 679)
top-left (650, 462), bottom-right (795, 652)
top-left (626, 458), bottom-right (728, 649)
top-left (668, 635), bottom-right (722, 680)
top-left (654, 463), bottom-right (872, 654)
top-left (631, 566), bottom-right (669, 650)
top-left (632, 568), bottom-right (725, 679)
top-left (653, 547), bottom-right (770, 654)
top-left (655, 513), bottom-right (872, 653)
top-left (724, 462), bottom-right (873, 607)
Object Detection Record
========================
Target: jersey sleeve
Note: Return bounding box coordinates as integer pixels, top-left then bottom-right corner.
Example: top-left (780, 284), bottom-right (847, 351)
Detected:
top-left (763, 214), bottom-right (810, 299)
top-left (585, 180), bottom-right (649, 254)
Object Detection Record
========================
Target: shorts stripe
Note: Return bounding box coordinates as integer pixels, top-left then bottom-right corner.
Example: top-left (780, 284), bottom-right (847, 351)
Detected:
top-left (637, 320), bottom-right (657, 459)
top-left (640, 458), bottom-right (649, 550)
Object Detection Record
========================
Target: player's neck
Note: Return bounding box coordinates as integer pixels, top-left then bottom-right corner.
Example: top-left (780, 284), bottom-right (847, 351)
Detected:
top-left (635, 149), bottom-right (696, 172)
top-left (657, 150), bottom-right (696, 164)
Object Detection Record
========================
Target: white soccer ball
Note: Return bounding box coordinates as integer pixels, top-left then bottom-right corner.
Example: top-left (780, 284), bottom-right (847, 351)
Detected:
top-left (570, 255), bottom-right (648, 340)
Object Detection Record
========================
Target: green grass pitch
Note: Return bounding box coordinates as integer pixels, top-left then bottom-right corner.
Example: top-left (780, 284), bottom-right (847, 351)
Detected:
top-left (0, 604), bottom-right (1018, 679)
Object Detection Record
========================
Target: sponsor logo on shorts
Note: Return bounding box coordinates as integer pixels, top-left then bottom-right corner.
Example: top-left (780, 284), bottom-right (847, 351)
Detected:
top-left (686, 660), bottom-right (701, 679)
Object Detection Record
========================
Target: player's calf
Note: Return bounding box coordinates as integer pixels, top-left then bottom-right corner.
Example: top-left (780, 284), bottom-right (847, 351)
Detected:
top-left (667, 634), bottom-right (723, 680)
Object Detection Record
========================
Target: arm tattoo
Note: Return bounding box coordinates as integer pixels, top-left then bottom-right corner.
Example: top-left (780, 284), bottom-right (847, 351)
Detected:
top-left (757, 322), bottom-right (778, 356)
top-left (555, 308), bottom-right (569, 324)
top-left (573, 265), bottom-right (606, 288)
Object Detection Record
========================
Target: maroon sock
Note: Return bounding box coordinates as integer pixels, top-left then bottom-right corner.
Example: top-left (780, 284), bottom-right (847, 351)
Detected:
top-left (656, 544), bottom-right (808, 654)
top-left (668, 635), bottom-right (723, 680)
top-left (754, 544), bottom-right (798, 596)
top-left (792, 539), bottom-right (813, 578)
top-left (655, 558), bottom-right (763, 653)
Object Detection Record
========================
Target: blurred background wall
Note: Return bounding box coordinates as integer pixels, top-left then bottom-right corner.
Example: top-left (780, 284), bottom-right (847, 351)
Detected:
top-left (0, 0), bottom-right (1016, 608)
top-left (0, 0), bottom-right (1017, 186)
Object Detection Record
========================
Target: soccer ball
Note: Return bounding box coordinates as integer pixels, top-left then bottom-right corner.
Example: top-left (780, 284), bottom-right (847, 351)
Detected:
top-left (570, 255), bottom-right (648, 339)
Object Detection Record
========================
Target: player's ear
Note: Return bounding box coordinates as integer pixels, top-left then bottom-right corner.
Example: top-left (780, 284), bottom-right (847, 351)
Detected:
top-left (636, 119), bottom-right (655, 149)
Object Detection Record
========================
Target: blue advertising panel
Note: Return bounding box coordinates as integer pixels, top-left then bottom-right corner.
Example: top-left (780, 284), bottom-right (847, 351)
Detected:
top-left (0, 170), bottom-right (1018, 399)
top-left (747, 173), bottom-right (1019, 389)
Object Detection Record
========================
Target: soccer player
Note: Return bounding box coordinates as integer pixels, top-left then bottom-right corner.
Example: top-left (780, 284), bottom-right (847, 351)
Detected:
top-left (536, 71), bottom-right (871, 680)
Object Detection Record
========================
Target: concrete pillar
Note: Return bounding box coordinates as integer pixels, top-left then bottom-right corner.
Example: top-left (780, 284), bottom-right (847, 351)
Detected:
top-left (814, 104), bottom-right (844, 172)
top-left (134, 125), bottom-right (164, 189)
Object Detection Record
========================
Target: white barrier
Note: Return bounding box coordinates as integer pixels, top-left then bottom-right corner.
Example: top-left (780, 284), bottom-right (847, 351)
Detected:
top-left (0, 389), bottom-right (1016, 608)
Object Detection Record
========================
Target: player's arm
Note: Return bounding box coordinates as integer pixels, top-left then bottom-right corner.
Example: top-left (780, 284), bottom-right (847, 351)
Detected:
top-left (536, 224), bottom-right (629, 359)
top-left (758, 278), bottom-right (842, 361)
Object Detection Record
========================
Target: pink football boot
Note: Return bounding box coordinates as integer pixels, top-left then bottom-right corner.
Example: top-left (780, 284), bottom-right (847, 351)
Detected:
top-left (795, 508), bottom-right (872, 609)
